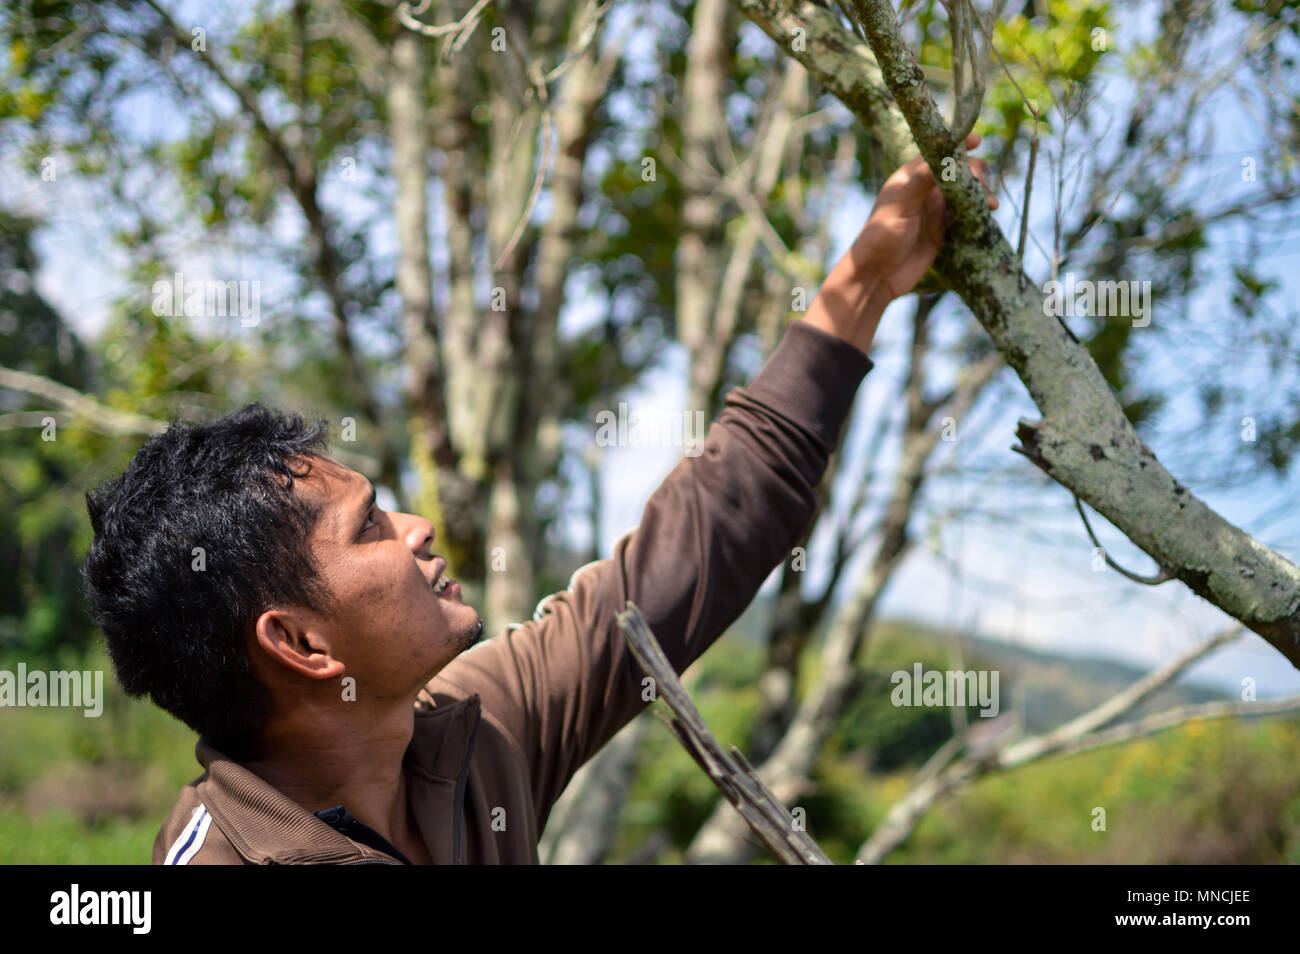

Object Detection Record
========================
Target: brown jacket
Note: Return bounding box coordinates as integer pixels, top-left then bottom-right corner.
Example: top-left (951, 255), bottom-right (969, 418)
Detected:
top-left (152, 320), bottom-right (872, 864)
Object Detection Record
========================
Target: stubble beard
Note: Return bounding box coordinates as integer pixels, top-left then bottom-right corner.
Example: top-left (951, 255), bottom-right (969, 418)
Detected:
top-left (460, 616), bottom-right (485, 651)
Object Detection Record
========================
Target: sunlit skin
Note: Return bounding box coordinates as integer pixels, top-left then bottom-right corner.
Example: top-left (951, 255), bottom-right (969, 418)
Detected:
top-left (803, 134), bottom-right (998, 355)
top-left (240, 456), bottom-right (482, 865)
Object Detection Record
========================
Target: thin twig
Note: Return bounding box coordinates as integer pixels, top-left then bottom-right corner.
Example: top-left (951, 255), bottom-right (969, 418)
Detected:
top-left (397, 0), bottom-right (495, 54)
top-left (1017, 113), bottom-right (1039, 265)
top-left (493, 24), bottom-right (555, 274)
top-left (1073, 495), bottom-right (1176, 586)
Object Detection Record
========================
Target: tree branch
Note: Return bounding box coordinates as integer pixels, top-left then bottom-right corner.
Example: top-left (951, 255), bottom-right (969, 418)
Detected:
top-left (616, 602), bottom-right (834, 865)
top-left (0, 367), bottom-right (165, 437)
top-left (729, 0), bottom-right (1300, 667)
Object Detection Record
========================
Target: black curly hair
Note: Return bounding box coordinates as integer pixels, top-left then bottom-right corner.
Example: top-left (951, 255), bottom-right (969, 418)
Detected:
top-left (83, 403), bottom-right (335, 759)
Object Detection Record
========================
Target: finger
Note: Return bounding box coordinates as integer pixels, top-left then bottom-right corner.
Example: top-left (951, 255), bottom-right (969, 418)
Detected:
top-left (882, 152), bottom-right (937, 204)
top-left (964, 132), bottom-right (982, 151)
top-left (968, 157), bottom-right (1000, 210)
top-left (923, 183), bottom-right (947, 245)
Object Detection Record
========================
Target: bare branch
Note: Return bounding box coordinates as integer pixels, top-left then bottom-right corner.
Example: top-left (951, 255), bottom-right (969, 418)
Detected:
top-left (616, 602), bottom-right (834, 865)
top-left (397, 0), bottom-right (495, 63)
top-left (0, 367), bottom-right (165, 437)
top-left (493, 44), bottom-right (553, 274)
top-left (995, 627), bottom-right (1246, 768)
top-left (1049, 692), bottom-right (1300, 761)
top-left (1017, 117), bottom-right (1039, 264)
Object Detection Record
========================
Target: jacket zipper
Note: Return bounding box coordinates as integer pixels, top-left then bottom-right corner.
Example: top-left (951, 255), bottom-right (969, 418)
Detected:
top-left (451, 708), bottom-right (482, 865)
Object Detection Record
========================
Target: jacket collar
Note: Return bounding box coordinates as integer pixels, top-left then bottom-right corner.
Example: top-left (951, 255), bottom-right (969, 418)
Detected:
top-left (195, 692), bottom-right (481, 865)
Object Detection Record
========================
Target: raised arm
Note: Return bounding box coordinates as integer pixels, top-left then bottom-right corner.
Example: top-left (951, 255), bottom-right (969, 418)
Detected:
top-left (433, 321), bottom-right (870, 827)
top-left (431, 142), bottom-right (997, 830)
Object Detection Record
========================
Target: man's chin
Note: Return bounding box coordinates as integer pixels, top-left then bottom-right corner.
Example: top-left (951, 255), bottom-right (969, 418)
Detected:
top-left (458, 616), bottom-right (485, 652)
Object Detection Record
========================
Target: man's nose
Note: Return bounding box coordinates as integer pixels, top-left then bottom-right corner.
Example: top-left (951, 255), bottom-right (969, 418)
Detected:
top-left (399, 513), bottom-right (435, 558)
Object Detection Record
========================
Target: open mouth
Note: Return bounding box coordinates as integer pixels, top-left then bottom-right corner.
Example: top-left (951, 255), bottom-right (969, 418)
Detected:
top-left (430, 557), bottom-right (459, 599)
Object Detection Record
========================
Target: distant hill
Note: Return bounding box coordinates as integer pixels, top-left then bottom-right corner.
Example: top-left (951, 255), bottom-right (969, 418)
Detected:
top-left (875, 616), bottom-right (1225, 733)
top-left (725, 590), bottom-right (1224, 735)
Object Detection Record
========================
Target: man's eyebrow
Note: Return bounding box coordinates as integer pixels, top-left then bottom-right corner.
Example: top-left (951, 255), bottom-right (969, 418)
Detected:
top-left (354, 480), bottom-right (377, 535)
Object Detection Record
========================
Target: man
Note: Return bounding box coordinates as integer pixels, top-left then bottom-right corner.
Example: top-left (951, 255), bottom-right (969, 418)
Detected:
top-left (82, 140), bottom-right (995, 865)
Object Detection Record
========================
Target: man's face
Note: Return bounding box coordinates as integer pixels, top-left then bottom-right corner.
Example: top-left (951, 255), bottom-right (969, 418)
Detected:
top-left (293, 456), bottom-right (484, 700)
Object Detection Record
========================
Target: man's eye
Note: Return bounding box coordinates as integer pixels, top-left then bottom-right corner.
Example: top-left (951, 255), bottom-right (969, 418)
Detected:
top-left (363, 509), bottom-right (377, 533)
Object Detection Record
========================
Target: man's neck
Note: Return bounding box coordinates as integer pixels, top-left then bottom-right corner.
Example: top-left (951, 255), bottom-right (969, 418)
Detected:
top-left (242, 703), bottom-right (422, 859)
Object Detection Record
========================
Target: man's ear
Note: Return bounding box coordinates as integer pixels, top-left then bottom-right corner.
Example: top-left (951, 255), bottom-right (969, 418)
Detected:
top-left (253, 608), bottom-right (346, 680)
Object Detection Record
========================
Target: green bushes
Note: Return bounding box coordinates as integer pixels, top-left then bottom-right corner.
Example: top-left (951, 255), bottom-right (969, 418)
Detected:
top-left (1, 626), bottom-right (1297, 864)
top-left (609, 623), bottom-right (1300, 864)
